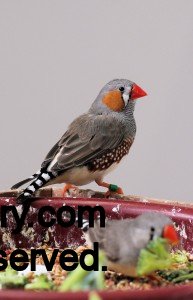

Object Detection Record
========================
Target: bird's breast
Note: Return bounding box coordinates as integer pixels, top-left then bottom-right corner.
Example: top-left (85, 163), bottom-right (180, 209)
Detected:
top-left (107, 261), bottom-right (137, 277)
top-left (50, 162), bottom-right (119, 186)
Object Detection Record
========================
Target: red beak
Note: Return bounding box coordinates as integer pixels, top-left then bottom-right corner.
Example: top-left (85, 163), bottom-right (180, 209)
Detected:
top-left (130, 84), bottom-right (147, 100)
top-left (163, 225), bottom-right (179, 245)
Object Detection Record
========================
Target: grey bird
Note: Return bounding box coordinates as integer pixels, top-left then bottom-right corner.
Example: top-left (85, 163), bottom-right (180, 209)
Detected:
top-left (11, 79), bottom-right (147, 203)
top-left (81, 212), bottom-right (179, 276)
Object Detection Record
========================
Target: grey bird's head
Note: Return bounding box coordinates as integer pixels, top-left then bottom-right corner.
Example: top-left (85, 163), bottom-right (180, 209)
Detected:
top-left (89, 79), bottom-right (147, 116)
top-left (110, 212), bottom-right (179, 266)
top-left (130, 212), bottom-right (176, 245)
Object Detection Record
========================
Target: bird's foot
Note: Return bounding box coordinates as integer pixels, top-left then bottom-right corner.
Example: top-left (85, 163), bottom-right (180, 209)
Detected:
top-left (105, 184), bottom-right (124, 197)
top-left (95, 180), bottom-right (124, 198)
top-left (62, 184), bottom-right (78, 196)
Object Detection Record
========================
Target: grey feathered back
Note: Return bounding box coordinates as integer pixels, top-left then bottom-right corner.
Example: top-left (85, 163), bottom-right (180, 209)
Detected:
top-left (42, 113), bottom-right (127, 172)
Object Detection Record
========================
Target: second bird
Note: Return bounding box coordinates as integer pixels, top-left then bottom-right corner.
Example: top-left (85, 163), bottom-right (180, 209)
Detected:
top-left (12, 79), bottom-right (147, 203)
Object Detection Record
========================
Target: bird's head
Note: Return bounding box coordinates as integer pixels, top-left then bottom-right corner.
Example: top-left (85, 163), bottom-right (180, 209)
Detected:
top-left (89, 79), bottom-right (147, 114)
top-left (117, 212), bottom-right (179, 269)
top-left (132, 212), bottom-right (179, 248)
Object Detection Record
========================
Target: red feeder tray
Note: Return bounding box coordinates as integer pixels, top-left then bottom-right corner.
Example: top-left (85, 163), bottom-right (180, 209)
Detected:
top-left (0, 195), bottom-right (193, 300)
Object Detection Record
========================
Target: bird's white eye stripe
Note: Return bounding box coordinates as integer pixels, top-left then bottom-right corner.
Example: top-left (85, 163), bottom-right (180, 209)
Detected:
top-left (122, 93), bottom-right (129, 106)
top-left (41, 173), bottom-right (51, 181)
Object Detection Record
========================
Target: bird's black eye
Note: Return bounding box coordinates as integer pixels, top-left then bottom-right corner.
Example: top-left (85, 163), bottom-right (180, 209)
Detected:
top-left (119, 87), bottom-right (124, 92)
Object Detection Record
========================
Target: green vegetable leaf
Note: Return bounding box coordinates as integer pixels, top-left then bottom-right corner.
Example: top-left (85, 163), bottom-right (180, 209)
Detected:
top-left (171, 250), bottom-right (188, 264)
top-left (137, 238), bottom-right (173, 276)
top-left (25, 274), bottom-right (53, 290)
top-left (59, 251), bottom-right (106, 291)
top-left (89, 291), bottom-right (102, 300)
top-left (159, 262), bottom-right (193, 283)
top-left (0, 265), bottom-right (27, 289)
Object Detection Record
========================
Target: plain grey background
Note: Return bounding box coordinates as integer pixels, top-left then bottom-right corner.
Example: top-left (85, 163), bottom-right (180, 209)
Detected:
top-left (0, 0), bottom-right (193, 202)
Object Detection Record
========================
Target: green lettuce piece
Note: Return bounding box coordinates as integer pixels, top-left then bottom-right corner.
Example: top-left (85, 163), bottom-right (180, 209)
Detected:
top-left (59, 251), bottom-right (106, 291)
top-left (171, 250), bottom-right (188, 264)
top-left (0, 266), bottom-right (27, 289)
top-left (25, 274), bottom-right (53, 290)
top-left (159, 262), bottom-right (193, 283)
top-left (172, 272), bottom-right (193, 283)
top-left (89, 291), bottom-right (102, 300)
top-left (137, 238), bottom-right (173, 276)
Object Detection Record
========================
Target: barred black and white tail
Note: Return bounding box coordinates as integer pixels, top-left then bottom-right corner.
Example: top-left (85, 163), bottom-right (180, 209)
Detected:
top-left (16, 169), bottom-right (56, 204)
top-left (11, 170), bottom-right (41, 189)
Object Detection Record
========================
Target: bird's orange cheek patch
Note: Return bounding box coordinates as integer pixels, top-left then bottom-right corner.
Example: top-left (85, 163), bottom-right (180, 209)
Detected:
top-left (102, 91), bottom-right (124, 112)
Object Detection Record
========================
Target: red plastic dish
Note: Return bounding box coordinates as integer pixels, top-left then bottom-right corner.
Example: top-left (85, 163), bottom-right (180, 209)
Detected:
top-left (0, 196), bottom-right (193, 299)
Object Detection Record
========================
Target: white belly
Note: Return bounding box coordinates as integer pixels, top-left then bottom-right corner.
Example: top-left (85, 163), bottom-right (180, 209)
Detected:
top-left (47, 163), bottom-right (119, 186)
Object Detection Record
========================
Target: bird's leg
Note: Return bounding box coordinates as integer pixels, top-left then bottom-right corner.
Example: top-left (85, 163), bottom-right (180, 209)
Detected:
top-left (62, 183), bottom-right (77, 196)
top-left (95, 179), bottom-right (124, 197)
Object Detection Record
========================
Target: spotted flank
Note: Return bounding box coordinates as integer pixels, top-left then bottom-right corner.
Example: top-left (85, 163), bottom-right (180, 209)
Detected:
top-left (86, 138), bottom-right (133, 172)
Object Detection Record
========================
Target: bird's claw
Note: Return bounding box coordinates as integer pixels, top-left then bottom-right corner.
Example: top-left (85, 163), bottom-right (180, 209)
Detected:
top-left (105, 185), bottom-right (124, 197)
top-left (62, 184), bottom-right (78, 196)
top-left (116, 187), bottom-right (124, 194)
